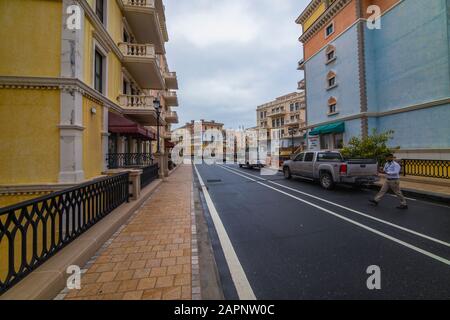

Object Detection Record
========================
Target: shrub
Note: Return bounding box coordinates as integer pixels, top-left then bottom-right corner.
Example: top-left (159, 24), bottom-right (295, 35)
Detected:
top-left (341, 130), bottom-right (399, 164)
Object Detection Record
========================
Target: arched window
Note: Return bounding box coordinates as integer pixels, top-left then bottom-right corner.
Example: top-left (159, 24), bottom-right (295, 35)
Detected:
top-left (326, 45), bottom-right (336, 63)
top-left (327, 71), bottom-right (337, 89)
top-left (328, 97), bottom-right (337, 115)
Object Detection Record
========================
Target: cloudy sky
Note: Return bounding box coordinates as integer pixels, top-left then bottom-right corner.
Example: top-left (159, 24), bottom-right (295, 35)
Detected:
top-left (164, 0), bottom-right (308, 129)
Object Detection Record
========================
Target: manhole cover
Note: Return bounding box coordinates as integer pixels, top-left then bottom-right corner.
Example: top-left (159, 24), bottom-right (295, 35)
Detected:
top-left (207, 179), bottom-right (222, 183)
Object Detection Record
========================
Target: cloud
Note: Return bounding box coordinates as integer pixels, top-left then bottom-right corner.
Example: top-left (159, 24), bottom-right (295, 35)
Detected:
top-left (170, 2), bottom-right (261, 48)
top-left (164, 0), bottom-right (309, 129)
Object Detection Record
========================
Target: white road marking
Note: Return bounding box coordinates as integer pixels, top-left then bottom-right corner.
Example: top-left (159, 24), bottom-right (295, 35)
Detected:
top-left (220, 165), bottom-right (450, 248)
top-left (194, 165), bottom-right (256, 300)
top-left (217, 165), bottom-right (450, 266)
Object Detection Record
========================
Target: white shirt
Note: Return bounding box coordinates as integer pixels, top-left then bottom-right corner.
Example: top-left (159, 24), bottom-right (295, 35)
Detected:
top-left (384, 161), bottom-right (401, 180)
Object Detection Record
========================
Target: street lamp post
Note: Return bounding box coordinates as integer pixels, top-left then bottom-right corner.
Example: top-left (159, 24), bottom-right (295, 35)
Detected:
top-left (289, 127), bottom-right (297, 155)
top-left (154, 98), bottom-right (161, 154)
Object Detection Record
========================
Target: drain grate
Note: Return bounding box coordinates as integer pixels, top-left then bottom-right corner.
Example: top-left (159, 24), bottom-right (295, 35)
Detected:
top-left (207, 179), bottom-right (222, 183)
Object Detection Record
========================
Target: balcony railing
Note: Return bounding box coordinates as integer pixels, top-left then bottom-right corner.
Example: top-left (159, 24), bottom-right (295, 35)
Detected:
top-left (270, 109), bottom-right (286, 117)
top-left (165, 111), bottom-right (178, 124)
top-left (107, 153), bottom-right (154, 169)
top-left (118, 94), bottom-right (154, 110)
top-left (119, 43), bottom-right (155, 59)
top-left (0, 173), bottom-right (130, 294)
top-left (123, 0), bottom-right (155, 8)
top-left (164, 71), bottom-right (178, 90)
top-left (163, 91), bottom-right (179, 106)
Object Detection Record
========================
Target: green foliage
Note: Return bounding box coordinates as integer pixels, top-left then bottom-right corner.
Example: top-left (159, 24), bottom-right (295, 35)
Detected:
top-left (341, 130), bottom-right (399, 163)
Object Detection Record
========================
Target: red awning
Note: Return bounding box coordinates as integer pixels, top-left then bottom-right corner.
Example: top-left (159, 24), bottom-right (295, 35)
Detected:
top-left (165, 141), bottom-right (175, 148)
top-left (109, 112), bottom-right (156, 141)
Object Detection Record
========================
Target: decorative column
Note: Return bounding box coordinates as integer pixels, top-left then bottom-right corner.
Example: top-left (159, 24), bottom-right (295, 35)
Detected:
top-left (58, 0), bottom-right (85, 183)
top-left (102, 107), bottom-right (109, 171)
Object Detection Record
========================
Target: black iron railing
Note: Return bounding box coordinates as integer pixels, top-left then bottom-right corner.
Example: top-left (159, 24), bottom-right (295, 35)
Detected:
top-left (107, 153), bottom-right (153, 169)
top-left (400, 159), bottom-right (449, 179)
top-left (141, 164), bottom-right (159, 189)
top-left (0, 173), bottom-right (130, 294)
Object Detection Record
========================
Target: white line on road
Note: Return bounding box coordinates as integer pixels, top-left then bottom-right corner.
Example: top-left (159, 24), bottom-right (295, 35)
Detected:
top-left (217, 165), bottom-right (450, 266)
top-left (219, 165), bottom-right (450, 249)
top-left (194, 165), bottom-right (257, 300)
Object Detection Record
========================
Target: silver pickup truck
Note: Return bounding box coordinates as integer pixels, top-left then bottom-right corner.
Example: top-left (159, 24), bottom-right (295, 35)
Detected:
top-left (282, 151), bottom-right (379, 190)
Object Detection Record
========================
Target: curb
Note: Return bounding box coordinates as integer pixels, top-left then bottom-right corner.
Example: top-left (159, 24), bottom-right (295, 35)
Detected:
top-left (0, 179), bottom-right (163, 300)
top-left (368, 184), bottom-right (450, 205)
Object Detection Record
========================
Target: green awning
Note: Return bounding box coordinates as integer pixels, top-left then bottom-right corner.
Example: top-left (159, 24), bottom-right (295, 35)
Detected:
top-left (309, 122), bottom-right (345, 136)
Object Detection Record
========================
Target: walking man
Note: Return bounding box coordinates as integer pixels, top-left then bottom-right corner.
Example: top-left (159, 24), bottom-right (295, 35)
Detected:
top-left (370, 154), bottom-right (408, 209)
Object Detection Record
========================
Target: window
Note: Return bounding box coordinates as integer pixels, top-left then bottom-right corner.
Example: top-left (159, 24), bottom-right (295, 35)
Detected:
top-left (320, 134), bottom-right (332, 150)
top-left (294, 153), bottom-right (305, 162)
top-left (328, 76), bottom-right (336, 88)
top-left (327, 51), bottom-right (335, 61)
top-left (123, 29), bottom-right (130, 43)
top-left (329, 103), bottom-right (337, 114)
top-left (295, 103), bottom-right (300, 111)
top-left (327, 71), bottom-right (337, 89)
top-left (94, 49), bottom-right (104, 93)
top-left (328, 97), bottom-right (338, 115)
top-left (304, 153), bottom-right (315, 162)
top-left (325, 22), bottom-right (334, 37)
top-left (317, 152), bottom-right (343, 162)
top-left (96, 0), bottom-right (105, 23)
top-left (290, 104), bottom-right (294, 112)
top-left (326, 45), bottom-right (336, 63)
top-left (334, 133), bottom-right (344, 149)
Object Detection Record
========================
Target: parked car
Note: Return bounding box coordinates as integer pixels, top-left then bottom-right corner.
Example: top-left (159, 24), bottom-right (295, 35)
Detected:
top-left (282, 151), bottom-right (379, 190)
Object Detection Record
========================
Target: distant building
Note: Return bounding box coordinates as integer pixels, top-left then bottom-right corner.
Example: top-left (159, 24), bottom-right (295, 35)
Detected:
top-left (174, 120), bottom-right (225, 160)
top-left (256, 92), bottom-right (307, 159)
top-left (296, 0), bottom-right (450, 159)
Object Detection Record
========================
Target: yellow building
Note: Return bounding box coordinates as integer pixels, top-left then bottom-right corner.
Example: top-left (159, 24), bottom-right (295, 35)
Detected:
top-left (0, 0), bottom-right (179, 207)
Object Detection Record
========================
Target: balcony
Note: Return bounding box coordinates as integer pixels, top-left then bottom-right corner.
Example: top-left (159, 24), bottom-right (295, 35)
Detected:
top-left (164, 71), bottom-right (179, 90)
top-left (122, 0), bottom-right (166, 54)
top-left (117, 94), bottom-right (159, 126)
top-left (165, 111), bottom-right (179, 124)
top-left (163, 91), bottom-right (179, 107)
top-left (298, 79), bottom-right (306, 90)
top-left (269, 109), bottom-right (286, 117)
top-left (119, 43), bottom-right (164, 90)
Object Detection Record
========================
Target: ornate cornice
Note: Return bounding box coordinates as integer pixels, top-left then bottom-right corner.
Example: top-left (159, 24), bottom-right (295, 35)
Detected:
top-left (299, 0), bottom-right (352, 43)
top-left (296, 0), bottom-right (323, 25)
top-left (0, 76), bottom-right (123, 114)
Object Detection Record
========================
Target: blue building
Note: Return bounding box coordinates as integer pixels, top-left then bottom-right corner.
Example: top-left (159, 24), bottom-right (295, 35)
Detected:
top-left (297, 0), bottom-right (450, 160)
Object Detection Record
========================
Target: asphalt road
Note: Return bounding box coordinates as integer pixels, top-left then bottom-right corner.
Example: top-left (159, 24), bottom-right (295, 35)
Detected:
top-left (194, 163), bottom-right (450, 300)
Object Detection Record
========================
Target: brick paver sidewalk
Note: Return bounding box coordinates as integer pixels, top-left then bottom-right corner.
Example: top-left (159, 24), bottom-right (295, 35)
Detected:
top-left (63, 165), bottom-right (194, 300)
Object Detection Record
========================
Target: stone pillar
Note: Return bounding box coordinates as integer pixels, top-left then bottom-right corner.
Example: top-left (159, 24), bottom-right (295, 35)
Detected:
top-left (163, 153), bottom-right (169, 177)
top-left (59, 1), bottom-right (85, 183)
top-left (128, 169), bottom-right (142, 201)
top-left (102, 106), bottom-right (109, 171)
top-left (156, 152), bottom-right (166, 179)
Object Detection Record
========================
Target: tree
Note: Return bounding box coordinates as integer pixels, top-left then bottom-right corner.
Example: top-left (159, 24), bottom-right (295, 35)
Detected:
top-left (341, 130), bottom-right (399, 164)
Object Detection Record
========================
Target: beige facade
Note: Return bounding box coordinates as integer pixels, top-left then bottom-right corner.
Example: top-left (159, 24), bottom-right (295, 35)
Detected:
top-left (256, 92), bottom-right (307, 154)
